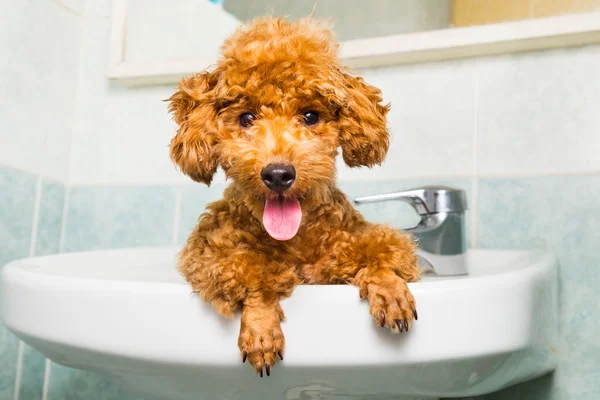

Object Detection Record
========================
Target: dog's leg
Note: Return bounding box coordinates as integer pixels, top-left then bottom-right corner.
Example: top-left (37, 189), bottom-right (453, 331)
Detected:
top-left (238, 293), bottom-right (285, 377)
top-left (353, 265), bottom-right (418, 333)
top-left (178, 221), bottom-right (299, 375)
top-left (318, 224), bottom-right (420, 333)
top-left (352, 225), bottom-right (420, 333)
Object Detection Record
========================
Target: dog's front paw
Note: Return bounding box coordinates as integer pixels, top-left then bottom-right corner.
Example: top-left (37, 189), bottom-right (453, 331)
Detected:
top-left (238, 307), bottom-right (285, 377)
top-left (358, 271), bottom-right (418, 333)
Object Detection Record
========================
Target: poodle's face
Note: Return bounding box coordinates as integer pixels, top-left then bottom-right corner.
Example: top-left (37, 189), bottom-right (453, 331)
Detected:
top-left (169, 18), bottom-right (390, 240)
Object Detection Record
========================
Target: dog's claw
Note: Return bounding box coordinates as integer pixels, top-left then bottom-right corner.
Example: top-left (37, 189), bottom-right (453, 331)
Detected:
top-left (395, 319), bottom-right (403, 333)
top-left (379, 311), bottom-right (385, 327)
top-left (239, 313), bottom-right (284, 377)
top-left (403, 318), bottom-right (409, 332)
top-left (414, 310), bottom-right (418, 320)
top-left (242, 352), bottom-right (247, 363)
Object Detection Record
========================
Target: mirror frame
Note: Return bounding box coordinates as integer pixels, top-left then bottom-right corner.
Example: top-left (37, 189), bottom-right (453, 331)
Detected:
top-left (107, 0), bottom-right (600, 85)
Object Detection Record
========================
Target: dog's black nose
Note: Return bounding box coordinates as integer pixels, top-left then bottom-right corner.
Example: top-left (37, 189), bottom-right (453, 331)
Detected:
top-left (261, 164), bottom-right (296, 193)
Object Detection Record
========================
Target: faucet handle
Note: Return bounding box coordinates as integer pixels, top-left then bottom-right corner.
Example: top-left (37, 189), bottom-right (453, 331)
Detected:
top-left (353, 186), bottom-right (468, 215)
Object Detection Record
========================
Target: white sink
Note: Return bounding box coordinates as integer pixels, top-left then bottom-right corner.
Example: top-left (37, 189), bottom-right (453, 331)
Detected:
top-left (1, 247), bottom-right (558, 400)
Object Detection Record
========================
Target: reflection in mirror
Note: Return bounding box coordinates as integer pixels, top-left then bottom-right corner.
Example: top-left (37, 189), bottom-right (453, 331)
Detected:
top-left (223, 0), bottom-right (600, 42)
top-left (223, 0), bottom-right (452, 41)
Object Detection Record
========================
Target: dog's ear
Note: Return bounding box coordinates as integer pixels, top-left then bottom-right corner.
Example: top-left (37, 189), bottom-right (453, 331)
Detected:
top-left (336, 71), bottom-right (390, 168)
top-left (167, 71), bottom-right (221, 185)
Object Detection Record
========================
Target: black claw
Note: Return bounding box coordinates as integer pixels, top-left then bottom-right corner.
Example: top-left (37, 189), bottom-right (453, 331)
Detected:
top-left (414, 310), bottom-right (418, 320)
top-left (395, 319), bottom-right (403, 333)
top-left (404, 318), bottom-right (409, 332)
top-left (277, 351), bottom-right (284, 361)
top-left (379, 311), bottom-right (385, 327)
top-left (242, 352), bottom-right (247, 363)
top-left (259, 368), bottom-right (263, 378)
top-left (265, 363), bottom-right (271, 377)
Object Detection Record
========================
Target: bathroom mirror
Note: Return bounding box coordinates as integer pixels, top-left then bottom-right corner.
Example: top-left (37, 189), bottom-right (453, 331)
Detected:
top-left (108, 0), bottom-right (600, 83)
top-left (223, 0), bottom-right (452, 41)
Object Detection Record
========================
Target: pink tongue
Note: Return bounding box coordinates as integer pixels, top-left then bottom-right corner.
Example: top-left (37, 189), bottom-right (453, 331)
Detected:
top-left (263, 198), bottom-right (302, 241)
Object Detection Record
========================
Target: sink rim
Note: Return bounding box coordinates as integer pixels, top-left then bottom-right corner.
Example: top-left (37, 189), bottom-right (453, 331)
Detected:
top-left (0, 246), bottom-right (558, 399)
top-left (1, 246), bottom-right (556, 291)
top-left (2, 246), bottom-right (557, 364)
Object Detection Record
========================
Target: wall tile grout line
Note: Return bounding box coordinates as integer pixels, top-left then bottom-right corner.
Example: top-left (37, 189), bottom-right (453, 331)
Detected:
top-left (41, 360), bottom-right (51, 400)
top-left (472, 178), bottom-right (479, 248)
top-left (172, 187), bottom-right (182, 246)
top-left (12, 176), bottom-right (43, 400)
top-left (0, 162), bottom-right (68, 187)
top-left (63, 170), bottom-right (600, 189)
top-left (471, 59), bottom-right (480, 248)
top-left (474, 170), bottom-right (600, 179)
top-left (57, 187), bottom-right (71, 254)
top-left (42, 184), bottom-right (71, 400)
top-left (28, 177), bottom-right (43, 257)
top-left (12, 342), bottom-right (24, 400)
top-left (65, 0), bottom-right (90, 193)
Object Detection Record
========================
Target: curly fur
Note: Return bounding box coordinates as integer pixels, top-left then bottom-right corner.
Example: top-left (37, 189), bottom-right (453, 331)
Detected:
top-left (168, 17), bottom-right (420, 376)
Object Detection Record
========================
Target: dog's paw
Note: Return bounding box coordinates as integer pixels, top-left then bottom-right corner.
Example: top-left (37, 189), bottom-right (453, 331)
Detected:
top-left (359, 272), bottom-right (417, 333)
top-left (238, 312), bottom-right (284, 377)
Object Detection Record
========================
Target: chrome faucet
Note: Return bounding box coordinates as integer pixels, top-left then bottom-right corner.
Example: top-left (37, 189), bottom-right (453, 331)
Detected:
top-left (354, 186), bottom-right (468, 276)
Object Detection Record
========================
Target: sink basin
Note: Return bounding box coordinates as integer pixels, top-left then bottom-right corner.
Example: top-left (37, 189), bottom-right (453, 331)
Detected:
top-left (1, 247), bottom-right (558, 400)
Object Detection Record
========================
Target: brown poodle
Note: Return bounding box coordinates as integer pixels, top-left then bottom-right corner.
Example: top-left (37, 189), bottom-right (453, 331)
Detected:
top-left (168, 17), bottom-right (420, 377)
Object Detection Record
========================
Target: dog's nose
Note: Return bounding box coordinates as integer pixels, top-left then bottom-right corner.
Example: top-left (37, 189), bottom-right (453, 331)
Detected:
top-left (261, 164), bottom-right (296, 193)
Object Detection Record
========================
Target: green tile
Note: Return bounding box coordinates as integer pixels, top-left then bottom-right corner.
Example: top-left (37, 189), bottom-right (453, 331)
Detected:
top-left (0, 164), bottom-right (37, 399)
top-left (47, 364), bottom-right (145, 400)
top-left (18, 344), bottom-right (46, 400)
top-left (35, 180), bottom-right (66, 256)
top-left (63, 186), bottom-right (177, 252)
top-left (0, 165), bottom-right (36, 267)
top-left (476, 176), bottom-right (600, 400)
top-left (178, 183), bottom-right (226, 244)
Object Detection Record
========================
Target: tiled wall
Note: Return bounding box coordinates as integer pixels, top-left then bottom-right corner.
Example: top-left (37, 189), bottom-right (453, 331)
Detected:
top-left (0, 166), bottom-right (66, 400)
top-left (0, 0), bottom-right (82, 183)
top-left (0, 0), bottom-right (83, 395)
top-left (1, 4), bottom-right (599, 398)
top-left (475, 177), bottom-right (600, 400)
top-left (67, 0), bottom-right (209, 186)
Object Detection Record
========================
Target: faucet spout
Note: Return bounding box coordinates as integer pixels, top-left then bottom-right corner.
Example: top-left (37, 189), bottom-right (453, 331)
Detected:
top-left (353, 190), bottom-right (431, 215)
top-left (354, 186), bottom-right (468, 276)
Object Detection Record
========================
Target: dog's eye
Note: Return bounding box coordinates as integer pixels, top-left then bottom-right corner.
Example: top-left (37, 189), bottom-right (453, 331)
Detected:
top-left (239, 113), bottom-right (256, 128)
top-left (302, 111), bottom-right (319, 126)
